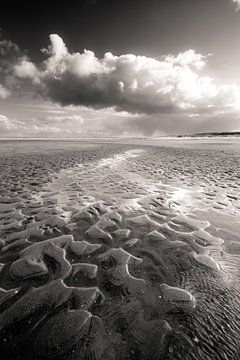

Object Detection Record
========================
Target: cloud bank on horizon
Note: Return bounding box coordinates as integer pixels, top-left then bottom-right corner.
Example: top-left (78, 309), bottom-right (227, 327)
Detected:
top-left (1, 32), bottom-right (240, 137)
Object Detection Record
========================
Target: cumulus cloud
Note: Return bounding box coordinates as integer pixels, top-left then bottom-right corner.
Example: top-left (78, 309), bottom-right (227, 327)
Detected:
top-left (0, 39), bottom-right (20, 59)
top-left (12, 34), bottom-right (240, 117)
top-left (0, 38), bottom-right (23, 95)
top-left (0, 114), bottom-right (21, 130)
top-left (232, 0), bottom-right (240, 11)
top-left (0, 84), bottom-right (10, 98)
top-left (0, 33), bottom-right (237, 137)
top-left (0, 113), bottom-right (74, 137)
top-left (46, 114), bottom-right (84, 123)
top-left (164, 50), bottom-right (207, 70)
top-left (0, 114), bottom-right (11, 128)
top-left (188, 113), bottom-right (200, 118)
top-left (14, 57), bottom-right (40, 83)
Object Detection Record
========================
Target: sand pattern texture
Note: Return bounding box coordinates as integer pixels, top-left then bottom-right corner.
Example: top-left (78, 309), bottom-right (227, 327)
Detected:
top-left (0, 140), bottom-right (240, 360)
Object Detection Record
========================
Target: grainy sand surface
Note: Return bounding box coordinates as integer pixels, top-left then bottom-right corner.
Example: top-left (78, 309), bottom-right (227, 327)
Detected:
top-left (0, 139), bottom-right (240, 360)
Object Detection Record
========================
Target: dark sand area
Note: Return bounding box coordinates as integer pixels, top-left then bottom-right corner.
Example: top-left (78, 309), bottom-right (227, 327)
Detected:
top-left (0, 139), bottom-right (240, 360)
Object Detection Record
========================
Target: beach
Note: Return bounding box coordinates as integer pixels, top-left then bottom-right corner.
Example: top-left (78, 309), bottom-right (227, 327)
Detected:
top-left (0, 138), bottom-right (240, 360)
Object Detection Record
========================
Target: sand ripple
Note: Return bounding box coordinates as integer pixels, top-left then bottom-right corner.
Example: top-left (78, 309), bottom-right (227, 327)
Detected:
top-left (0, 142), bottom-right (240, 359)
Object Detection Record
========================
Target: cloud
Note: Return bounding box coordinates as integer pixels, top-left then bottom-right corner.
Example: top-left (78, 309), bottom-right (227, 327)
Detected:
top-left (232, 0), bottom-right (240, 11)
top-left (46, 114), bottom-right (84, 123)
top-left (164, 50), bottom-right (207, 71)
top-left (188, 113), bottom-right (200, 118)
top-left (0, 33), bottom-right (239, 137)
top-left (0, 39), bottom-right (20, 58)
top-left (0, 114), bottom-right (21, 130)
top-left (14, 56), bottom-right (40, 83)
top-left (13, 34), bottom-right (240, 117)
top-left (0, 38), bottom-right (22, 94)
top-left (0, 114), bottom-right (11, 128)
top-left (0, 84), bottom-right (10, 98)
top-left (28, 122), bottom-right (64, 135)
top-left (1, 103), bottom-right (239, 138)
top-left (0, 114), bottom-right (72, 136)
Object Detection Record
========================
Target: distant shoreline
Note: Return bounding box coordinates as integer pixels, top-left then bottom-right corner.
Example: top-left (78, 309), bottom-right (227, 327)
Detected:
top-left (0, 132), bottom-right (240, 141)
top-left (178, 131), bottom-right (240, 138)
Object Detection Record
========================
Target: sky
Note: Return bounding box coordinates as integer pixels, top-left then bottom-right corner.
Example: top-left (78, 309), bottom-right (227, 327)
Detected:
top-left (1, 0), bottom-right (240, 137)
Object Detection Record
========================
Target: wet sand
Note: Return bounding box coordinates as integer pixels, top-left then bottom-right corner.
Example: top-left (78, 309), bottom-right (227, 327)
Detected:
top-left (0, 139), bottom-right (240, 360)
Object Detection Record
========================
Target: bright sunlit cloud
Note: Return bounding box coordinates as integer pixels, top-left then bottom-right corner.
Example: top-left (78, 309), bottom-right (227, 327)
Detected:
top-left (11, 34), bottom-right (240, 116)
top-left (1, 32), bottom-right (240, 137)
